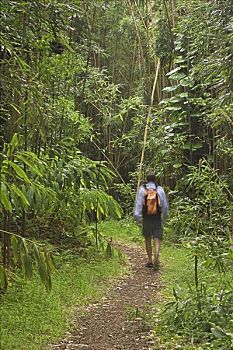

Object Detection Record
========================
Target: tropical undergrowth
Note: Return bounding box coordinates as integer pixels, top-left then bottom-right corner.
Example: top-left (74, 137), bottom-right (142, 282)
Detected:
top-left (155, 246), bottom-right (233, 350)
top-left (0, 133), bottom-right (122, 291)
top-left (154, 161), bottom-right (233, 350)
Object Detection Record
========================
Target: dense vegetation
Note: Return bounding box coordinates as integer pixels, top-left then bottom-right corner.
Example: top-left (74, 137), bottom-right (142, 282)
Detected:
top-left (1, 0), bottom-right (232, 349)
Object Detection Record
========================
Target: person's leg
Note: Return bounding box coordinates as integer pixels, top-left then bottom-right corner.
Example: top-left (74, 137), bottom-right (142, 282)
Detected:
top-left (153, 238), bottom-right (161, 265)
top-left (145, 236), bottom-right (152, 264)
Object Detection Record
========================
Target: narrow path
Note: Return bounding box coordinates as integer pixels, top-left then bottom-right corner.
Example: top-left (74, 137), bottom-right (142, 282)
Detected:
top-left (51, 242), bottom-right (164, 350)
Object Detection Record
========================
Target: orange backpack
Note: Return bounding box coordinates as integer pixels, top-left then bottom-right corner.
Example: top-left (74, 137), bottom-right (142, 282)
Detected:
top-left (143, 187), bottom-right (160, 215)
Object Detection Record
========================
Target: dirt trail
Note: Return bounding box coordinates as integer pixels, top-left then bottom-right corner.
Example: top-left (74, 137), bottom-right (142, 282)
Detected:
top-left (51, 242), bottom-right (164, 350)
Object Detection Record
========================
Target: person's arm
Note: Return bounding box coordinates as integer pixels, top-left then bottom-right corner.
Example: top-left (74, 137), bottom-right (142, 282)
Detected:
top-left (157, 186), bottom-right (169, 219)
top-left (134, 186), bottom-right (145, 221)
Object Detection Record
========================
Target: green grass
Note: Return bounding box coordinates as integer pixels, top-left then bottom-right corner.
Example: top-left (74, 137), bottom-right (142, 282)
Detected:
top-left (1, 246), bottom-right (127, 350)
top-left (160, 245), bottom-right (192, 292)
top-left (98, 217), bottom-right (144, 244)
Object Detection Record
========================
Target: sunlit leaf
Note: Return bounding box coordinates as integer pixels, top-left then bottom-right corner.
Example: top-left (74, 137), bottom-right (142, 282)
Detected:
top-left (0, 265), bottom-right (7, 289)
top-left (169, 72), bottom-right (186, 80)
top-left (173, 163), bottom-right (183, 169)
top-left (6, 161), bottom-right (30, 183)
top-left (38, 261), bottom-right (48, 287)
top-left (33, 243), bottom-right (40, 264)
top-left (163, 85), bottom-right (179, 92)
top-left (16, 154), bottom-right (43, 177)
top-left (11, 235), bottom-right (20, 264)
top-left (44, 251), bottom-right (55, 273)
top-left (166, 67), bottom-right (181, 76)
top-left (23, 253), bottom-right (33, 279)
top-left (10, 184), bottom-right (30, 208)
top-left (0, 182), bottom-right (12, 212)
top-left (165, 106), bottom-right (182, 111)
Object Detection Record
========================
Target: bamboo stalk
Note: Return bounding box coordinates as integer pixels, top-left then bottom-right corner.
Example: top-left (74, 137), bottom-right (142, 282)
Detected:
top-left (127, 0), bottom-right (146, 76)
top-left (137, 59), bottom-right (160, 190)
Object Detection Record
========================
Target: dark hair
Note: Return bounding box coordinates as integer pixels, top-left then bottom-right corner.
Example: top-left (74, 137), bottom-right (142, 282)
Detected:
top-left (146, 172), bottom-right (156, 183)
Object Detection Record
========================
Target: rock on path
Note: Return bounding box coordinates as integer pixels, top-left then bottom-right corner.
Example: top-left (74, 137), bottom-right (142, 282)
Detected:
top-left (51, 242), bottom-right (164, 350)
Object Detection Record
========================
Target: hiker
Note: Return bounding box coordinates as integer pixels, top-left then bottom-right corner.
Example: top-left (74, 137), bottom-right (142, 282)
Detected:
top-left (134, 173), bottom-right (169, 269)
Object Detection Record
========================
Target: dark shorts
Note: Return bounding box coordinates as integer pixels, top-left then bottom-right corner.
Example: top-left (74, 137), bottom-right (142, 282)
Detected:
top-left (142, 214), bottom-right (163, 239)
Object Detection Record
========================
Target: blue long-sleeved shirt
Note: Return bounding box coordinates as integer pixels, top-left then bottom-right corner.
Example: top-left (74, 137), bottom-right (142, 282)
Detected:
top-left (134, 182), bottom-right (169, 220)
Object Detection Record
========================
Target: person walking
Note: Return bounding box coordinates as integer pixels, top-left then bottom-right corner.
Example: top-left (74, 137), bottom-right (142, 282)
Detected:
top-left (134, 172), bottom-right (169, 269)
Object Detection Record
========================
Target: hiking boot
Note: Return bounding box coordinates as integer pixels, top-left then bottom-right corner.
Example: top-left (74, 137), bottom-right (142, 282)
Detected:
top-left (145, 262), bottom-right (153, 268)
top-left (153, 261), bottom-right (160, 271)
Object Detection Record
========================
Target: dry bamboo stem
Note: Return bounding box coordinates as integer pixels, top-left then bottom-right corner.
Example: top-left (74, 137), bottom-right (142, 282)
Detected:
top-left (137, 59), bottom-right (160, 190)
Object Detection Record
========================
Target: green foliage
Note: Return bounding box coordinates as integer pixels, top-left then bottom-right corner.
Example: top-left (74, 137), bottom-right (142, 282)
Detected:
top-left (114, 182), bottom-right (135, 215)
top-left (0, 229), bottom-right (54, 291)
top-left (154, 159), bottom-right (233, 350)
top-left (0, 134), bottom-right (54, 290)
top-left (0, 134), bottom-right (122, 291)
top-left (154, 245), bottom-right (233, 350)
top-left (159, 284), bottom-right (233, 349)
top-left (80, 188), bottom-right (122, 220)
top-left (0, 134), bottom-right (44, 214)
top-left (40, 145), bottom-right (122, 227)
top-left (167, 160), bottom-right (232, 265)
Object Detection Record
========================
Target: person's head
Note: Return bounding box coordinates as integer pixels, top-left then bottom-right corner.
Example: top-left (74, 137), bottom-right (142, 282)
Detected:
top-left (146, 172), bottom-right (156, 183)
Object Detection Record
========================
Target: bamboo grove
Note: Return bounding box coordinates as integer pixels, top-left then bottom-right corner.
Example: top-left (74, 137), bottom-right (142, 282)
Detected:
top-left (0, 0), bottom-right (233, 344)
